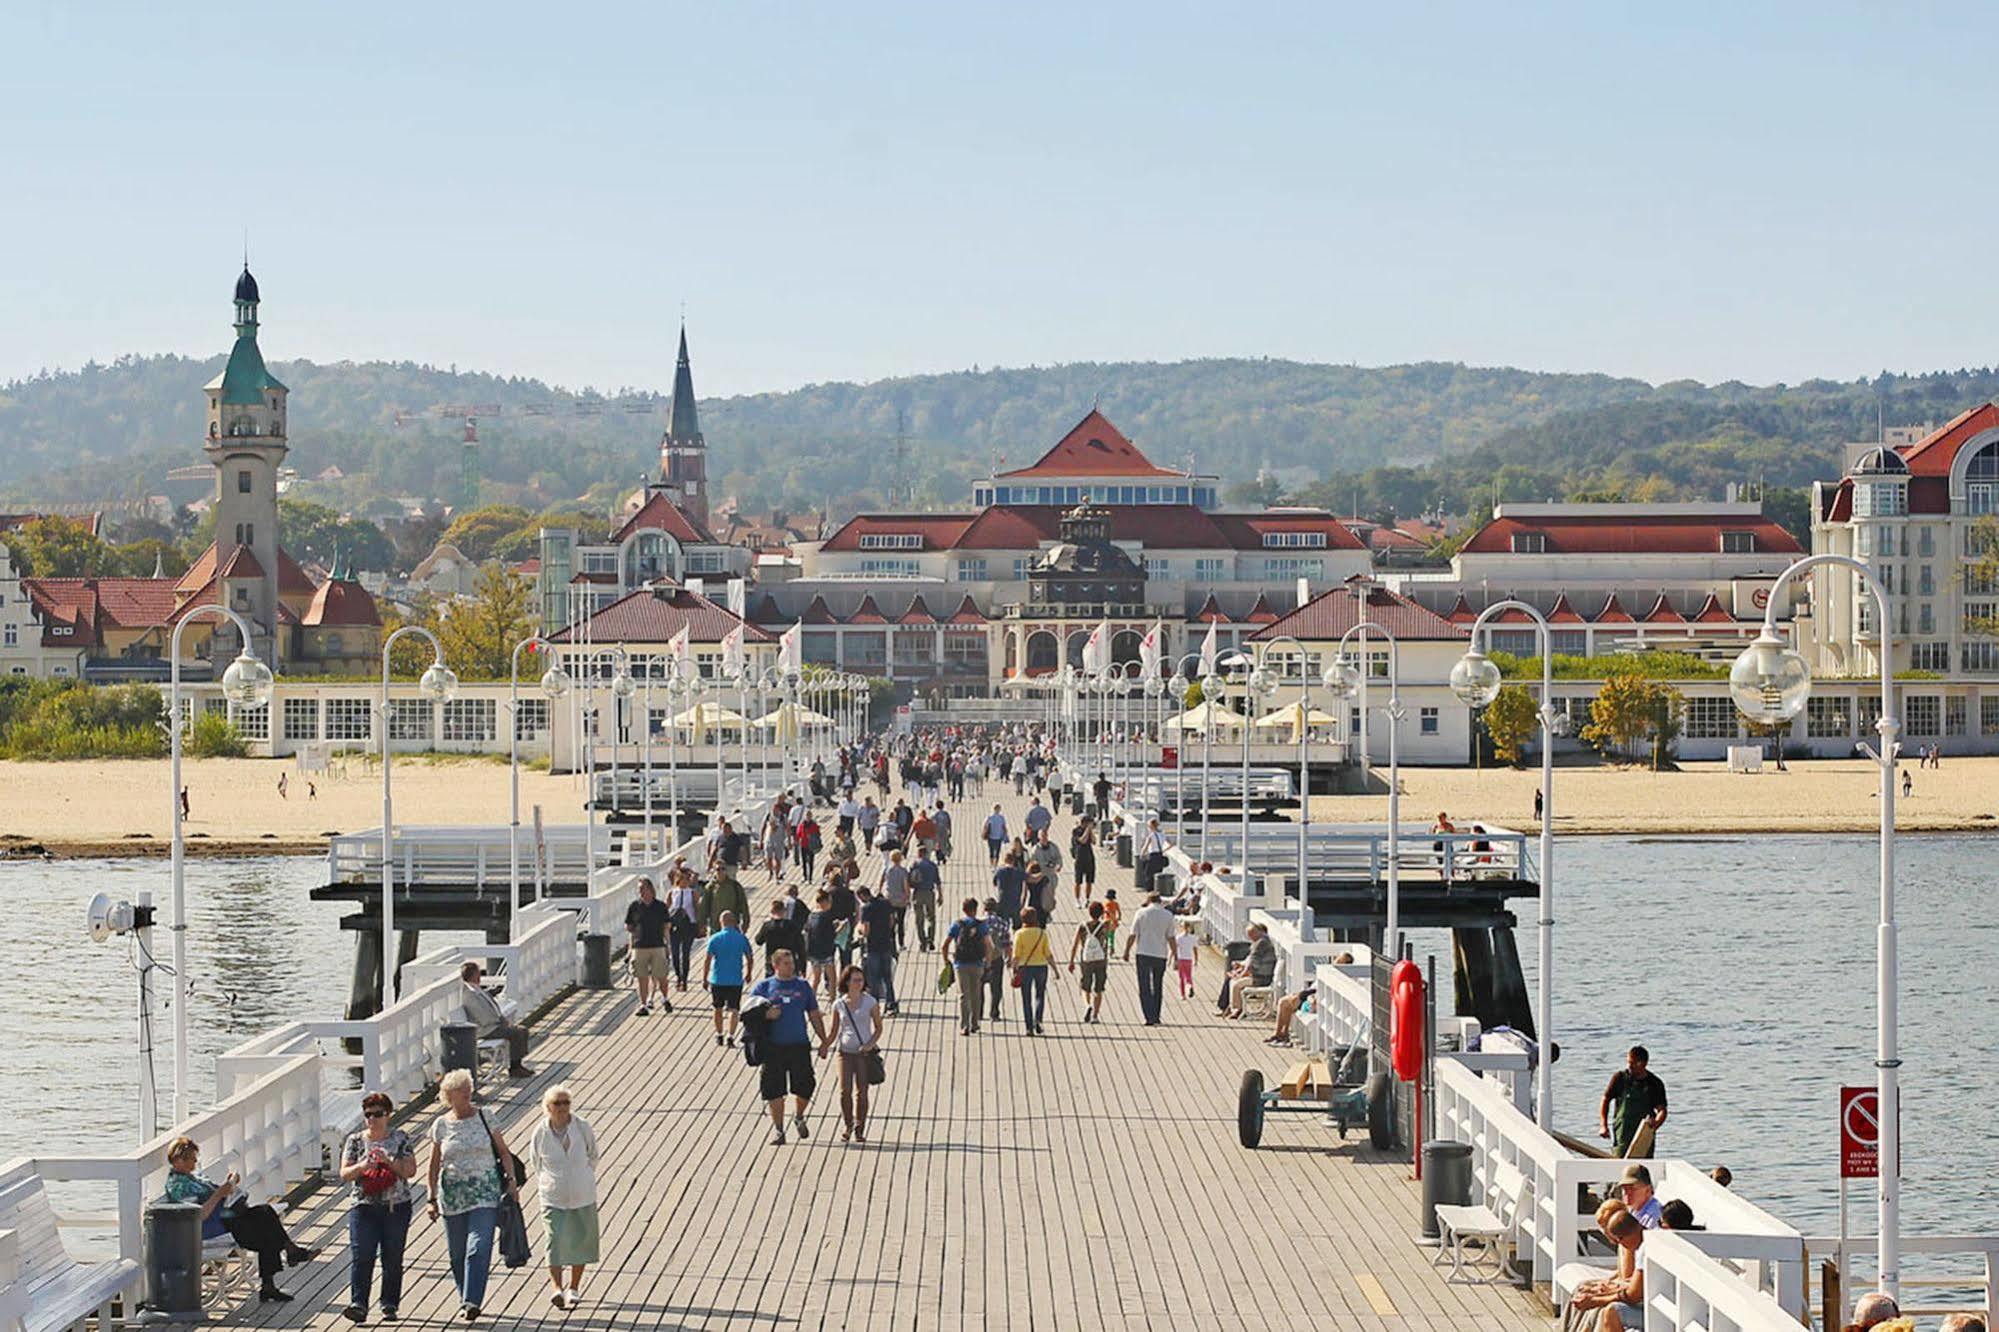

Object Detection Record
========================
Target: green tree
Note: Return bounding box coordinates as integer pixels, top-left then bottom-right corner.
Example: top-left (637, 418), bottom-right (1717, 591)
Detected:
top-left (277, 498), bottom-right (394, 571)
top-left (441, 505), bottom-right (535, 562)
top-left (1, 515), bottom-right (115, 576)
top-left (1480, 683), bottom-right (1540, 765)
top-left (435, 565), bottom-right (539, 680)
top-left (1581, 672), bottom-right (1685, 765)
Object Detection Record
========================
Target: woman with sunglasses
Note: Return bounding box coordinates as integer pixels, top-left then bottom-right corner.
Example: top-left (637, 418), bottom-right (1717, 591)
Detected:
top-left (337, 1091), bottom-right (418, 1323)
top-left (528, 1085), bottom-right (599, 1309)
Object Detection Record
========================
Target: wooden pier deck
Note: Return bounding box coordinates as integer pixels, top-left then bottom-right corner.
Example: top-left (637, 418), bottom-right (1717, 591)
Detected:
top-left (238, 788), bottom-right (1549, 1331)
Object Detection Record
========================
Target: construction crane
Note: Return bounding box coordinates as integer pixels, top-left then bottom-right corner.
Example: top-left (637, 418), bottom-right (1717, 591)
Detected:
top-left (390, 399), bottom-right (668, 427)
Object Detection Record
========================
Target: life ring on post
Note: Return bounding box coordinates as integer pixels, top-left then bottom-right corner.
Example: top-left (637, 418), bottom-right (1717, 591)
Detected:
top-left (1390, 958), bottom-right (1425, 1083)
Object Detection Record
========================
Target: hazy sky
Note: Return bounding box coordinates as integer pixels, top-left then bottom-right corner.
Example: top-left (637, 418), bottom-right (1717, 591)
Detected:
top-left (4, 2), bottom-right (1994, 397)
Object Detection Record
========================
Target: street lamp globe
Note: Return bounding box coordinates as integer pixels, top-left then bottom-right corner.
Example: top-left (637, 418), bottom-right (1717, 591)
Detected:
top-left (1246, 668), bottom-right (1275, 698)
top-left (539, 664), bottom-right (573, 700)
top-left (418, 660), bottom-right (459, 703)
top-left (219, 651), bottom-right (275, 708)
top-left (1144, 674), bottom-right (1165, 698)
top-left (1449, 649), bottom-right (1504, 708)
top-left (1321, 654), bottom-right (1360, 700)
top-left (1198, 672), bottom-right (1224, 702)
top-left (610, 664), bottom-right (638, 700)
top-left (1729, 628), bottom-right (1811, 723)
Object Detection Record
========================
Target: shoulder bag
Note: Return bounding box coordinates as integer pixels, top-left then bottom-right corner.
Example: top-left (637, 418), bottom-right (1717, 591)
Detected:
top-left (478, 1112), bottom-right (531, 1270)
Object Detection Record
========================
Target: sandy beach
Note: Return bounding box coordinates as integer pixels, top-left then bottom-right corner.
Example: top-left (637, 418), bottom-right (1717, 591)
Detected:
top-left (2, 752), bottom-right (1996, 857)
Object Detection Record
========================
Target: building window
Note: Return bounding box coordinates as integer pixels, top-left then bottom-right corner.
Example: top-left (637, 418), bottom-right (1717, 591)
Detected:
top-left (325, 697), bottom-right (372, 742)
top-left (1918, 527), bottom-right (1935, 558)
top-left (282, 697), bottom-right (319, 741)
top-left (684, 549), bottom-right (726, 574)
top-left (1806, 696), bottom-right (1849, 737)
top-left (956, 559), bottom-right (988, 582)
top-left (858, 534), bottom-right (923, 550)
top-left (387, 698), bottom-right (433, 742)
top-left (1260, 531), bottom-right (1327, 549)
top-left (1983, 696), bottom-right (1999, 735)
top-left (1193, 558), bottom-right (1224, 582)
top-left (442, 698), bottom-right (496, 742)
top-left (1911, 640), bottom-right (1948, 671)
top-left (1855, 482), bottom-right (1907, 517)
top-left (1264, 558), bottom-right (1322, 578)
top-left (1947, 695), bottom-right (1967, 736)
top-left (1683, 696), bottom-right (1739, 740)
top-left (228, 702), bottom-right (269, 741)
top-left (858, 558), bottom-right (921, 577)
top-left (1719, 531), bottom-right (1755, 553)
top-left (237, 469), bottom-right (252, 494)
top-left (1963, 642), bottom-right (1999, 674)
top-left (1510, 531), bottom-right (1547, 553)
top-left (1919, 565), bottom-right (1935, 597)
top-left (1420, 707), bottom-right (1439, 736)
top-left (1962, 602), bottom-right (1998, 636)
top-left (2, 624), bottom-right (14, 647)
top-left (1011, 558), bottom-right (1033, 580)
top-left (1144, 557), bottom-right (1172, 579)
top-left (1904, 695), bottom-right (1940, 736)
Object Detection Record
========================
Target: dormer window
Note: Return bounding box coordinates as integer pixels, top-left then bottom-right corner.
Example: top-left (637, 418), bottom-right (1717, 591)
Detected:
top-left (1261, 531), bottom-right (1327, 549)
top-left (859, 534), bottom-right (923, 550)
top-left (1719, 531), bottom-right (1755, 554)
top-left (1511, 531), bottom-right (1547, 553)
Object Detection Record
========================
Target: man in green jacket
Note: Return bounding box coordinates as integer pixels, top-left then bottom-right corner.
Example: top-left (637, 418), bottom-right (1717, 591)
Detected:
top-left (700, 865), bottom-right (752, 935)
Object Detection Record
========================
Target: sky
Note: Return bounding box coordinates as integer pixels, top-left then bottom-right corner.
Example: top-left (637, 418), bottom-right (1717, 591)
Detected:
top-left (4, 2), bottom-right (1996, 398)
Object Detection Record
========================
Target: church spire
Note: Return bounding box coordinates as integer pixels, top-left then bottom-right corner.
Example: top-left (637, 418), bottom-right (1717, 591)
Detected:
top-left (669, 322), bottom-right (701, 443)
top-left (657, 321), bottom-right (709, 527)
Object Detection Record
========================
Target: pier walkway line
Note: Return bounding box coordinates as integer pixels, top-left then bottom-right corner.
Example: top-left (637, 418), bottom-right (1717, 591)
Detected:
top-left (240, 786), bottom-right (1549, 1331)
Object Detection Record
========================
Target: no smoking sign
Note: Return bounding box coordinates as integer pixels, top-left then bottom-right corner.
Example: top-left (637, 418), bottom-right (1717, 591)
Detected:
top-left (1840, 1087), bottom-right (1899, 1180)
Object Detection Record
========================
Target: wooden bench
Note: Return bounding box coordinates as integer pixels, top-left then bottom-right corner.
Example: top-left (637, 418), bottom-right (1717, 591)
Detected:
top-left (1433, 1160), bottom-right (1531, 1283)
top-left (197, 1201), bottom-right (287, 1309)
top-left (0, 1165), bottom-right (141, 1332)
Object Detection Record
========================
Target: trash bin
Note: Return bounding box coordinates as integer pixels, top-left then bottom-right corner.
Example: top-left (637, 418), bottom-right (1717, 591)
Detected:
top-left (1070, 792), bottom-right (1084, 816)
top-left (1116, 832), bottom-right (1134, 869)
top-left (581, 933), bottom-right (612, 988)
top-left (146, 1200), bottom-right (203, 1315)
top-left (440, 1021), bottom-right (479, 1076)
top-left (1420, 1140), bottom-right (1475, 1239)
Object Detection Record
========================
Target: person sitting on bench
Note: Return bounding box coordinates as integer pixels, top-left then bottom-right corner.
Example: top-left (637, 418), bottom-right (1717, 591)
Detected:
top-left (1217, 923), bottom-right (1276, 1019)
top-left (163, 1136), bottom-right (316, 1303)
top-left (461, 961), bottom-right (534, 1076)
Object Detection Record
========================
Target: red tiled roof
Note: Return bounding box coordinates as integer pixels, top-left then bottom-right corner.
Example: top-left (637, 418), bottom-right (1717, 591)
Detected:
top-left (0, 512), bottom-right (103, 538)
top-left (1242, 593), bottom-right (1280, 624)
top-left (1191, 594), bottom-right (1229, 624)
top-left (994, 410), bottom-right (1184, 479)
top-left (1820, 481), bottom-right (1853, 523)
top-left (1899, 403), bottom-right (1999, 476)
top-left (175, 541), bottom-right (315, 597)
top-left (1249, 582), bottom-right (1468, 644)
top-left (846, 595), bottom-right (887, 625)
top-left (548, 587), bottom-right (770, 644)
top-left (1459, 514), bottom-right (1803, 556)
top-left (302, 576), bottom-right (380, 628)
top-left (1211, 512), bottom-right (1369, 552)
top-left (819, 514), bottom-right (977, 554)
top-left (1444, 594), bottom-right (1476, 626)
top-left (800, 596), bottom-right (839, 626)
top-left (897, 595), bottom-right (938, 625)
top-left (217, 543), bottom-right (266, 580)
top-left (1594, 594), bottom-right (1635, 623)
top-left (1547, 594), bottom-right (1585, 624)
top-left (947, 595), bottom-right (986, 625)
top-left (1642, 594), bottom-right (1685, 623)
top-left (749, 594), bottom-right (788, 626)
top-left (611, 490), bottom-right (718, 545)
top-left (1490, 604), bottom-right (1538, 624)
top-left (1691, 593), bottom-right (1736, 624)
top-left (514, 557), bottom-right (541, 575)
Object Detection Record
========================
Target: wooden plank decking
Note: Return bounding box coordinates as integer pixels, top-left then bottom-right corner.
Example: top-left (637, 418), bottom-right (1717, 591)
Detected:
top-left (238, 787), bottom-right (1550, 1331)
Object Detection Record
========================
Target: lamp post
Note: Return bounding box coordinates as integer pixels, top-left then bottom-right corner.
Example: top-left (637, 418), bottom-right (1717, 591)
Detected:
top-left (1168, 652), bottom-right (1204, 849)
top-left (605, 647), bottom-right (636, 843)
top-left (1324, 622), bottom-right (1405, 960)
top-left (379, 627), bottom-right (457, 1014)
top-left (1253, 635), bottom-right (1315, 936)
top-left (509, 636), bottom-right (570, 944)
top-left (1198, 666), bottom-right (1224, 864)
top-left (167, 607), bottom-right (271, 1123)
top-left (663, 664), bottom-right (689, 843)
top-left (1451, 600), bottom-right (1556, 1129)
top-left (1730, 554), bottom-right (1901, 1299)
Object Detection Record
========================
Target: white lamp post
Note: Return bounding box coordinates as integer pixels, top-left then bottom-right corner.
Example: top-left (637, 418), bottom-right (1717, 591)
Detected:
top-left (1254, 635), bottom-right (1315, 937)
top-left (1324, 622), bottom-right (1405, 960)
top-left (1730, 554), bottom-right (1901, 1300)
top-left (1198, 666), bottom-right (1226, 864)
top-left (663, 664), bottom-right (689, 842)
top-left (509, 637), bottom-right (569, 942)
top-left (1222, 652), bottom-right (1275, 881)
top-left (167, 607), bottom-right (271, 1122)
top-left (1452, 599), bottom-right (1556, 1129)
top-left (379, 627), bottom-right (456, 1013)
top-left (1167, 653), bottom-right (1202, 847)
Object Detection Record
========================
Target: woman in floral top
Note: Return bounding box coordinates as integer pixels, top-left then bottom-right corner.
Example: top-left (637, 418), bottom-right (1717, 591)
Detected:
top-left (337, 1090), bottom-right (418, 1322)
top-left (425, 1069), bottom-right (520, 1322)
top-left (162, 1136), bottom-right (315, 1302)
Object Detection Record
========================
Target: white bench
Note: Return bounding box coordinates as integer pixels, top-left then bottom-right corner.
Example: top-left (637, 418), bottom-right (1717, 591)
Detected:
top-left (0, 1166), bottom-right (141, 1332)
top-left (1434, 1160), bottom-right (1531, 1283)
top-left (196, 1201), bottom-right (289, 1309)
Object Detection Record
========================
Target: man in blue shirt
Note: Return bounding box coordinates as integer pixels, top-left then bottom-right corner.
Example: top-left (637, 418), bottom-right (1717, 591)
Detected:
top-left (705, 911), bottom-right (754, 1049)
top-left (983, 804), bottom-right (1009, 865)
top-left (749, 950), bottom-right (829, 1145)
top-left (1024, 796), bottom-right (1052, 839)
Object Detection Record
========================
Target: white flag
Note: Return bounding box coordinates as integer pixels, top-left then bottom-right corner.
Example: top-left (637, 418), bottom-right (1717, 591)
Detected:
top-left (726, 578), bottom-right (746, 618)
top-left (667, 624), bottom-right (692, 672)
top-left (1140, 620), bottom-right (1162, 677)
top-left (1199, 620), bottom-right (1218, 676)
top-left (1082, 620), bottom-right (1109, 674)
top-left (779, 623), bottom-right (802, 676)
top-left (722, 625), bottom-right (745, 678)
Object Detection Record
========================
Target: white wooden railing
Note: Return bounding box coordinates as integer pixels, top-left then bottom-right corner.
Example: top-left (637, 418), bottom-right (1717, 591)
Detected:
top-left (1802, 1233), bottom-right (1999, 1324)
top-left (1640, 1231), bottom-right (1803, 1332)
top-left (1186, 824), bottom-right (1531, 882)
top-left (327, 823), bottom-right (610, 887)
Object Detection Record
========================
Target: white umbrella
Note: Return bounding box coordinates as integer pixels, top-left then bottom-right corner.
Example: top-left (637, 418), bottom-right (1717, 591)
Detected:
top-left (1162, 700), bottom-right (1244, 733)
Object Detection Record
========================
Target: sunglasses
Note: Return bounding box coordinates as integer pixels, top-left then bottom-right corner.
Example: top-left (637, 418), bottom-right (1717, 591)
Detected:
top-left (550, 1100), bottom-right (571, 1107)
top-left (364, 1109), bottom-right (389, 1119)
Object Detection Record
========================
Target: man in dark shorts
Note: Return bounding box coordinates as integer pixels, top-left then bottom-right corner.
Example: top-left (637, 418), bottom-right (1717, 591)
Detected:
top-left (858, 885), bottom-right (900, 1016)
top-left (624, 876), bottom-right (673, 1016)
top-left (704, 911), bottom-right (754, 1048)
top-left (750, 950), bottom-right (829, 1146)
top-left (1599, 1045), bottom-right (1669, 1157)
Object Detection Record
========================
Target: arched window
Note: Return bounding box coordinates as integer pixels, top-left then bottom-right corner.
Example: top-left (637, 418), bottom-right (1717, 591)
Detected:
top-left (1966, 440), bottom-right (1999, 514)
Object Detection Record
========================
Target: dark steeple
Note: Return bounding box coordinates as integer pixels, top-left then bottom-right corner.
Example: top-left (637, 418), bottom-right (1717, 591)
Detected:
top-left (669, 323), bottom-right (701, 443)
top-left (657, 321), bottom-right (709, 527)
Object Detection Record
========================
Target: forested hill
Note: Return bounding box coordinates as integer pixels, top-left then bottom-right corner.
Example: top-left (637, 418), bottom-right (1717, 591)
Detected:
top-left (3, 352), bottom-right (1996, 523)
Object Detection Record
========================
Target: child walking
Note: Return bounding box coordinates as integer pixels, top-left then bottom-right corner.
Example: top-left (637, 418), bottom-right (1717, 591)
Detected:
top-left (1174, 920), bottom-right (1198, 999)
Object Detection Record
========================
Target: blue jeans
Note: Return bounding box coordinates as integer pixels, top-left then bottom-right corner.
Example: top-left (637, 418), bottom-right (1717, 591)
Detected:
top-left (864, 951), bottom-right (898, 1010)
top-left (348, 1202), bottom-right (411, 1310)
top-left (1018, 964), bottom-right (1048, 1027)
top-left (1134, 954), bottom-right (1168, 1024)
top-left (443, 1206), bottom-right (497, 1308)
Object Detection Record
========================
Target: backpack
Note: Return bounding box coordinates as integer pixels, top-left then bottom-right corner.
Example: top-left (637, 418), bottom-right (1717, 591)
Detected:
top-left (953, 919), bottom-right (988, 965)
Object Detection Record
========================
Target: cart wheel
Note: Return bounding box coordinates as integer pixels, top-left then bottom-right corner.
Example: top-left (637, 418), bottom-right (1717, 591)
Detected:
top-left (1366, 1071), bottom-right (1395, 1151)
top-left (1237, 1069), bottom-right (1266, 1148)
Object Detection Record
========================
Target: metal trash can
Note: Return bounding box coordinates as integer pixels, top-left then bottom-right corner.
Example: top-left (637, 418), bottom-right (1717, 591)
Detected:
top-left (1070, 793), bottom-right (1084, 815)
top-left (1420, 1140), bottom-right (1475, 1239)
top-left (1116, 832), bottom-right (1134, 869)
top-left (440, 1021), bottom-right (479, 1076)
top-left (146, 1200), bottom-right (203, 1315)
top-left (581, 933), bottom-right (612, 988)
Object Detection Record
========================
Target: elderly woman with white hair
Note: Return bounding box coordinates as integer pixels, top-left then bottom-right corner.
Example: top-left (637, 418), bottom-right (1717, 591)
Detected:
top-left (528, 1084), bottom-right (600, 1309)
top-left (425, 1068), bottom-right (519, 1323)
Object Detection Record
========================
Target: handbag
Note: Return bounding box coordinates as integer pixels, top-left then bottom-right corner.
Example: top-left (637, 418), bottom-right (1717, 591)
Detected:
top-left (497, 1193), bottom-right (532, 1269)
top-left (864, 1050), bottom-right (886, 1086)
top-left (937, 959), bottom-right (955, 993)
top-left (477, 1111), bottom-right (527, 1189)
top-left (1010, 966), bottom-right (1023, 989)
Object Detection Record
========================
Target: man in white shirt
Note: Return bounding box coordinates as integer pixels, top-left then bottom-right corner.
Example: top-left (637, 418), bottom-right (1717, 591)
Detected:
top-left (1136, 817), bottom-right (1169, 893)
top-left (837, 794), bottom-right (860, 838)
top-left (460, 962), bottom-right (533, 1075)
top-left (1122, 893), bottom-right (1177, 1026)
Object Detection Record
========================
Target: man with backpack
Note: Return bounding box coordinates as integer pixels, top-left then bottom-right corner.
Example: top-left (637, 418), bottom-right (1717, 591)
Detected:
top-left (945, 897), bottom-right (991, 1035)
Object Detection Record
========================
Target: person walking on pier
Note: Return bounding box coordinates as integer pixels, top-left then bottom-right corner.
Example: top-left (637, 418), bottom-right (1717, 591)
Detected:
top-left (705, 912), bottom-right (754, 1048)
top-left (947, 896), bottom-right (992, 1035)
top-left (1067, 901), bottom-right (1113, 1024)
top-left (796, 810), bottom-right (822, 882)
top-left (1012, 906), bottom-right (1054, 1034)
top-left (822, 964), bottom-right (884, 1143)
top-left (1028, 829), bottom-right (1064, 918)
top-left (1070, 818), bottom-right (1097, 911)
top-left (339, 1091), bottom-right (417, 1323)
top-left (1124, 891), bottom-right (1175, 1026)
top-left (1024, 795), bottom-right (1052, 841)
top-left (993, 849), bottom-right (1027, 925)
top-left (881, 849), bottom-right (912, 947)
top-left (625, 878), bottom-right (673, 1017)
top-left (751, 949), bottom-right (831, 1145)
top-left (460, 963), bottom-right (534, 1077)
top-left (666, 868), bottom-right (700, 993)
top-left (756, 898), bottom-right (807, 979)
top-left (909, 846), bottom-right (942, 952)
top-left (699, 863), bottom-right (750, 937)
top-left (1599, 1045), bottom-right (1669, 1158)
top-left (983, 804), bottom-right (1009, 866)
top-left (858, 796), bottom-right (881, 849)
top-left (858, 885), bottom-right (901, 1016)
top-left (980, 899), bottom-right (1013, 1023)
top-left (426, 1070), bottom-right (521, 1323)
top-left (528, 1086), bottom-right (599, 1310)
